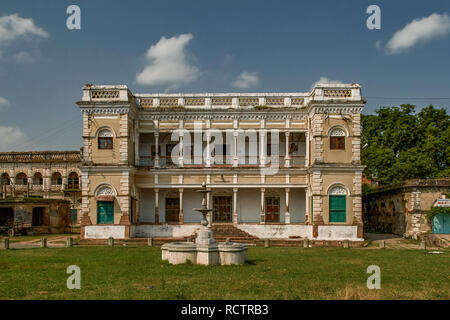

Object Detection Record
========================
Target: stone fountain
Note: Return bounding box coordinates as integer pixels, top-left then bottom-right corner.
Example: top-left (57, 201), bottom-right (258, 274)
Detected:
top-left (161, 182), bottom-right (247, 265)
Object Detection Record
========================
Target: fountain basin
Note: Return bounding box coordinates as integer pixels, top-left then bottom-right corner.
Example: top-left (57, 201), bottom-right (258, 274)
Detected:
top-left (161, 242), bottom-right (197, 264)
top-left (161, 241), bottom-right (247, 265)
top-left (218, 243), bottom-right (248, 265)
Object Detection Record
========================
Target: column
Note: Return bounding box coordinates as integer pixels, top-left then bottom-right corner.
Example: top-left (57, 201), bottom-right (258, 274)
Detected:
top-left (284, 132), bottom-right (290, 167)
top-left (233, 188), bottom-right (238, 224)
top-left (260, 188), bottom-right (265, 224)
top-left (206, 191), bottom-right (211, 224)
top-left (233, 131), bottom-right (238, 167)
top-left (154, 132), bottom-right (160, 167)
top-left (259, 131), bottom-right (266, 167)
top-left (179, 188), bottom-right (184, 224)
top-left (135, 130), bottom-right (140, 166)
top-left (154, 188), bottom-right (159, 224)
top-left (205, 133), bottom-right (211, 167)
top-left (285, 188), bottom-right (290, 224)
top-left (305, 132), bottom-right (309, 166)
top-left (305, 189), bottom-right (309, 224)
top-left (178, 134), bottom-right (184, 167)
top-left (62, 169), bottom-right (68, 191)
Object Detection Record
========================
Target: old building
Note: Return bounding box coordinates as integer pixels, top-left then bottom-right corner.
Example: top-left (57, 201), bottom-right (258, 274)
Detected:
top-left (0, 151), bottom-right (82, 234)
top-left (363, 178), bottom-right (450, 238)
top-left (76, 83), bottom-right (365, 241)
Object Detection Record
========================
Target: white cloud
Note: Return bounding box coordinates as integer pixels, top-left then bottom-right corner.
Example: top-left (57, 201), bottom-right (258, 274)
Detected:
top-left (13, 51), bottom-right (36, 63)
top-left (310, 77), bottom-right (343, 90)
top-left (0, 97), bottom-right (10, 111)
top-left (0, 13), bottom-right (48, 42)
top-left (0, 126), bottom-right (27, 151)
top-left (385, 13), bottom-right (450, 54)
top-left (232, 72), bottom-right (259, 89)
top-left (136, 33), bottom-right (200, 89)
top-left (0, 13), bottom-right (48, 59)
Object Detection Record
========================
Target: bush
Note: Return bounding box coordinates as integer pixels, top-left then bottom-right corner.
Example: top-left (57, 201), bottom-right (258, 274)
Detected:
top-left (426, 206), bottom-right (450, 224)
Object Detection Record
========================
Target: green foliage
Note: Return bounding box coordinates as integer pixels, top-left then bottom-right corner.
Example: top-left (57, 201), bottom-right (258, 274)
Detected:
top-left (426, 206), bottom-right (450, 224)
top-left (361, 105), bottom-right (449, 185)
top-left (362, 183), bottom-right (375, 195)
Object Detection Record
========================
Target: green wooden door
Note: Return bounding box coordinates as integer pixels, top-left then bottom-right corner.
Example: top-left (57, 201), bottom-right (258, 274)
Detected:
top-left (329, 195), bottom-right (346, 223)
top-left (97, 201), bottom-right (114, 224)
top-left (433, 214), bottom-right (450, 234)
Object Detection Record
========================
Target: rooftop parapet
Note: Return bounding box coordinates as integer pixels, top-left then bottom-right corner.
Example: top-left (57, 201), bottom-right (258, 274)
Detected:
top-left (0, 151), bottom-right (81, 163)
top-left (78, 83), bottom-right (363, 109)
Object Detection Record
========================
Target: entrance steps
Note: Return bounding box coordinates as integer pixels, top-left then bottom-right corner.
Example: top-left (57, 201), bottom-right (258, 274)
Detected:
top-left (209, 223), bottom-right (259, 244)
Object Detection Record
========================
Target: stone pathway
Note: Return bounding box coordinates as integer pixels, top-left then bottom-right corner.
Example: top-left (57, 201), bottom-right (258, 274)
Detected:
top-left (364, 233), bottom-right (441, 250)
top-left (1, 236), bottom-right (76, 249)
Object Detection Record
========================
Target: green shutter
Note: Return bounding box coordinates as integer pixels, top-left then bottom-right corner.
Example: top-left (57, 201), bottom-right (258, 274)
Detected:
top-left (97, 201), bottom-right (114, 224)
top-left (329, 195), bottom-right (346, 222)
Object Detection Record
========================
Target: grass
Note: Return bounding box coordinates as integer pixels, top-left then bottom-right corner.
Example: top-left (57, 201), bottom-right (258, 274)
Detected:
top-left (0, 246), bottom-right (448, 300)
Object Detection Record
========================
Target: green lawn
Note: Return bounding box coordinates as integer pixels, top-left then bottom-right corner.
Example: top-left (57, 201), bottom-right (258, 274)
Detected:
top-left (0, 246), bottom-right (448, 300)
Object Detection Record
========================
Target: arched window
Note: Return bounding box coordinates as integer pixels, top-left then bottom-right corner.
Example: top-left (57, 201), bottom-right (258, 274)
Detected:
top-left (68, 172), bottom-right (79, 189)
top-left (329, 185), bottom-right (347, 222)
top-left (98, 129), bottom-right (113, 150)
top-left (33, 172), bottom-right (43, 185)
top-left (1, 173), bottom-right (10, 185)
top-left (330, 128), bottom-right (346, 150)
top-left (15, 172), bottom-right (28, 185)
top-left (51, 172), bottom-right (62, 185)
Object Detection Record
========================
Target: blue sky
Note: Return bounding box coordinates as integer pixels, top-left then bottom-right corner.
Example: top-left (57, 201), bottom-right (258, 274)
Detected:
top-left (0, 0), bottom-right (449, 151)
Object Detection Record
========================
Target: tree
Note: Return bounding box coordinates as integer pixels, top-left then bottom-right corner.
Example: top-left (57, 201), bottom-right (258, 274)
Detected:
top-left (361, 104), bottom-right (449, 185)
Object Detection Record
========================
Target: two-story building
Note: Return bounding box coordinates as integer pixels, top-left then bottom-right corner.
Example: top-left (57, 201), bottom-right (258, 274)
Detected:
top-left (77, 83), bottom-right (365, 242)
top-left (0, 151), bottom-right (81, 234)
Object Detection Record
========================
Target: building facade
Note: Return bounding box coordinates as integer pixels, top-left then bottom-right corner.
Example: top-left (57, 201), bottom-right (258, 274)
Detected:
top-left (363, 178), bottom-right (450, 238)
top-left (0, 151), bottom-right (82, 233)
top-left (77, 83), bottom-right (365, 241)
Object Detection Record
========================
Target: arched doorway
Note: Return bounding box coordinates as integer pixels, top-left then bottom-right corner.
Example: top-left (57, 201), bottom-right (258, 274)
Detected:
top-left (32, 207), bottom-right (45, 226)
top-left (0, 207), bottom-right (14, 226)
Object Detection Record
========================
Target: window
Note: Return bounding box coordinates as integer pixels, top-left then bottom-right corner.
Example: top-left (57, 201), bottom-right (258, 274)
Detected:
top-left (15, 173), bottom-right (27, 185)
top-left (68, 172), bottom-right (79, 189)
top-left (1, 174), bottom-right (10, 185)
top-left (329, 186), bottom-right (346, 223)
top-left (98, 129), bottom-right (113, 149)
top-left (265, 197), bottom-right (280, 222)
top-left (165, 198), bottom-right (180, 223)
top-left (51, 172), bottom-right (62, 185)
top-left (33, 173), bottom-right (43, 185)
top-left (330, 128), bottom-right (345, 150)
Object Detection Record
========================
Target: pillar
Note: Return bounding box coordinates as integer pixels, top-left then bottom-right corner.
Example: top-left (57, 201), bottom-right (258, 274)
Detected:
top-left (154, 132), bottom-right (160, 167)
top-left (285, 188), bottom-right (290, 224)
top-left (305, 132), bottom-right (309, 166)
top-left (305, 189), bottom-right (309, 224)
top-left (233, 188), bottom-right (238, 224)
top-left (284, 132), bottom-right (290, 167)
top-left (206, 191), bottom-right (211, 225)
top-left (135, 130), bottom-right (140, 166)
top-left (259, 131), bottom-right (266, 167)
top-left (178, 134), bottom-right (184, 167)
top-left (205, 133), bottom-right (211, 167)
top-left (154, 188), bottom-right (159, 224)
top-left (233, 131), bottom-right (238, 167)
top-left (260, 188), bottom-right (265, 224)
top-left (179, 188), bottom-right (184, 224)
